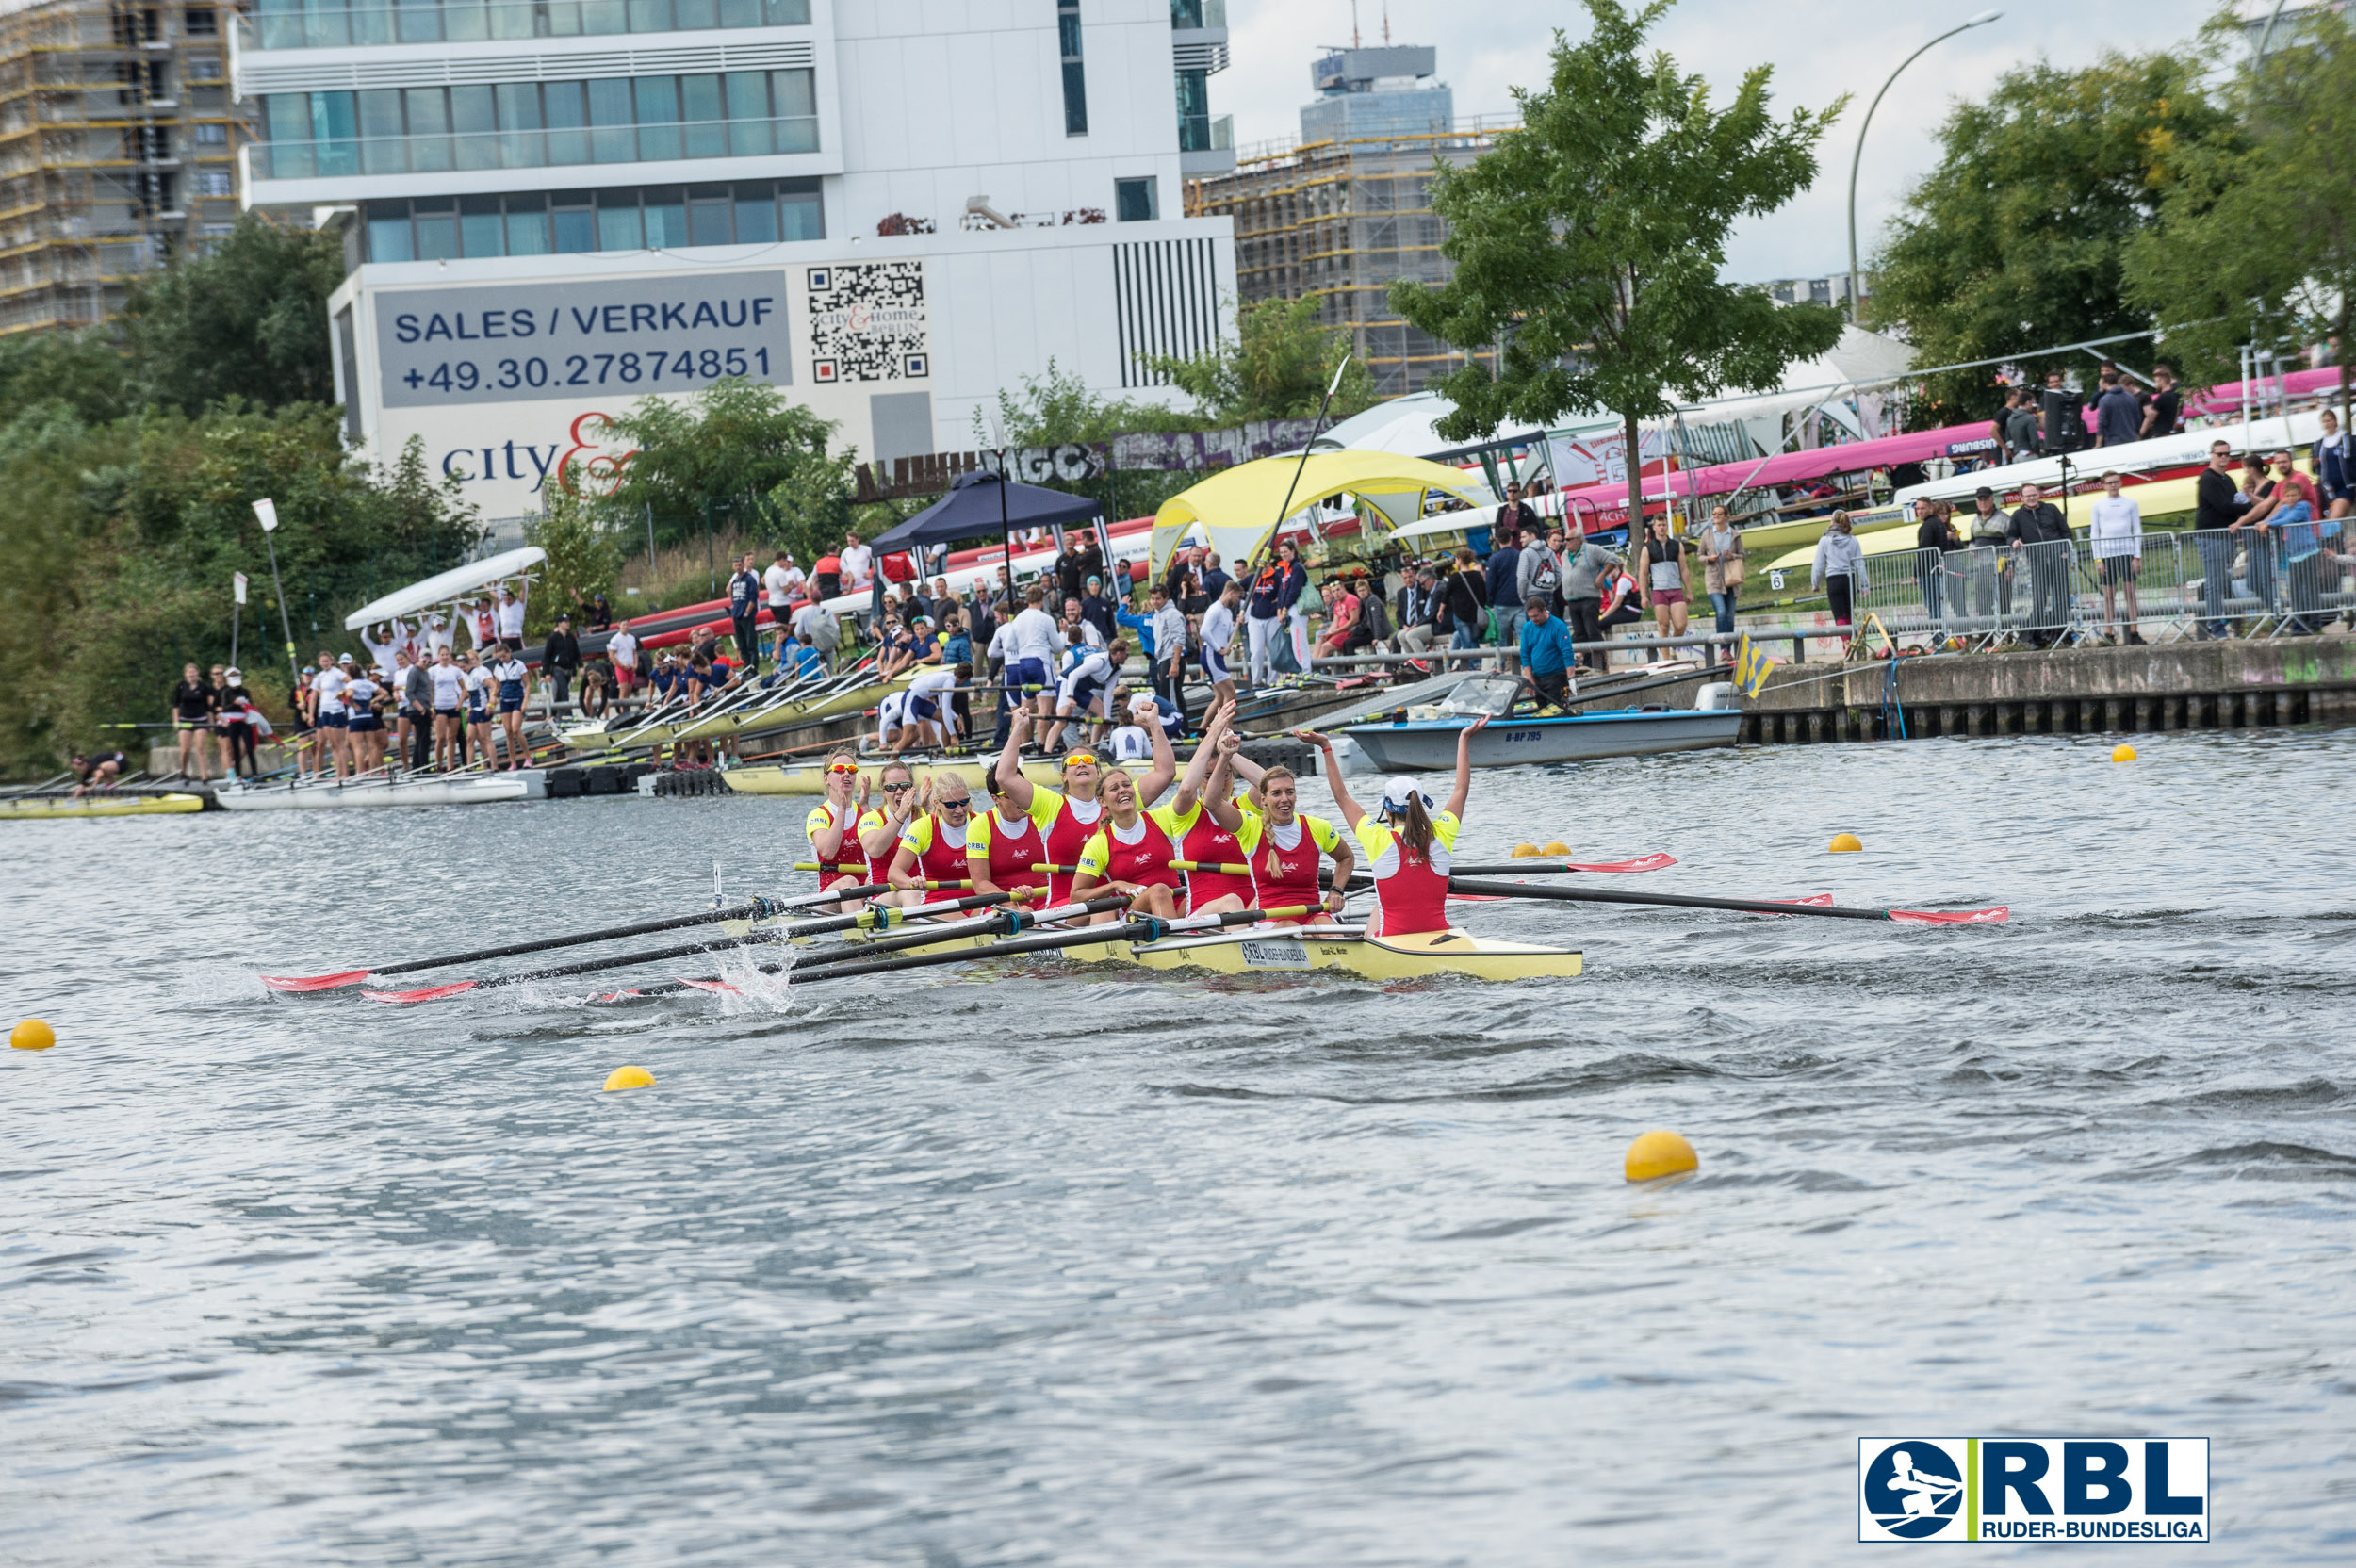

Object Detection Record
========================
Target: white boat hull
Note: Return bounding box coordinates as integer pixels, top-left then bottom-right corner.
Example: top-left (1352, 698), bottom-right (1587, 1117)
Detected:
top-left (212, 772), bottom-right (545, 809)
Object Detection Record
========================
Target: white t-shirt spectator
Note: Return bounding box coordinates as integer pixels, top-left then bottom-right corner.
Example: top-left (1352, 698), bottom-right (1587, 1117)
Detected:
top-left (495, 593), bottom-right (527, 643)
top-left (793, 602), bottom-right (840, 652)
top-left (606, 627), bottom-right (639, 673)
top-left (839, 542), bottom-right (874, 588)
top-left (763, 562), bottom-right (803, 607)
top-left (1200, 599), bottom-right (1237, 658)
top-left (1008, 605), bottom-right (1062, 665)
top-left (2089, 494), bottom-right (2143, 558)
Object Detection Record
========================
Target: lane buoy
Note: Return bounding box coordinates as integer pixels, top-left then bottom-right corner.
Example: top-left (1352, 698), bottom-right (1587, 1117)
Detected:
top-left (1511, 843), bottom-right (1542, 858)
top-left (1828, 833), bottom-right (1862, 854)
top-left (602, 1065), bottom-right (655, 1092)
top-left (2111, 743), bottom-right (2136, 762)
top-left (1542, 841), bottom-right (1571, 857)
top-left (10, 1018), bottom-right (55, 1052)
top-left (1625, 1130), bottom-right (1697, 1182)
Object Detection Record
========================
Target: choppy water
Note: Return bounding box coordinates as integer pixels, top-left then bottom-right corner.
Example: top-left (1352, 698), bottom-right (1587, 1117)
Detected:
top-left (7, 730), bottom-right (2354, 1565)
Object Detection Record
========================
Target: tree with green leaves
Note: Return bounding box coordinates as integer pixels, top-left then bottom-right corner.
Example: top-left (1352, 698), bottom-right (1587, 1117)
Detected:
top-left (2125, 15), bottom-right (2356, 419)
top-left (1147, 297), bottom-right (1375, 427)
top-left (1393, 0), bottom-right (1846, 524)
top-left (526, 485), bottom-right (623, 637)
top-left (121, 214), bottom-right (347, 413)
top-left (1868, 51), bottom-right (2234, 427)
top-left (595, 379), bottom-right (853, 555)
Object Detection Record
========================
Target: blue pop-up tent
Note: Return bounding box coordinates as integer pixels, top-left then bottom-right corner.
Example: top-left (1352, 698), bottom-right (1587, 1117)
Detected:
top-left (867, 468), bottom-right (1103, 553)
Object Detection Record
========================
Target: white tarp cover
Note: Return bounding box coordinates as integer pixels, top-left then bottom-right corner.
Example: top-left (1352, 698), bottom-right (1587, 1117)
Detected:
top-left (343, 546), bottom-right (546, 630)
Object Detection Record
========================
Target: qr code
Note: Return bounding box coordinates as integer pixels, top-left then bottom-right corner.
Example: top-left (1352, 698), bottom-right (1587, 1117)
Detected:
top-left (807, 261), bottom-right (929, 383)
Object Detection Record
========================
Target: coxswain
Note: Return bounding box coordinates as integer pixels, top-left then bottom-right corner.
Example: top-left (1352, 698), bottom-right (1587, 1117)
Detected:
top-left (1160, 698), bottom-right (1257, 916)
top-left (888, 773), bottom-right (984, 908)
top-left (804, 752), bottom-right (881, 911)
top-left (993, 705), bottom-right (1173, 906)
top-left (965, 769), bottom-right (1050, 905)
top-left (1304, 715), bottom-right (1486, 936)
top-left (1068, 762), bottom-right (1187, 923)
top-left (1201, 729), bottom-right (1353, 926)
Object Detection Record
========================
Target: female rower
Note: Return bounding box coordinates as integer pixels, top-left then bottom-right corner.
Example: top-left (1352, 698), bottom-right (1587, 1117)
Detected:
top-left (490, 642), bottom-right (531, 769)
top-left (1068, 764), bottom-right (1187, 923)
top-left (428, 647), bottom-right (466, 771)
top-left (804, 753), bottom-right (881, 910)
top-left (1303, 715), bottom-right (1486, 937)
top-left (888, 773), bottom-right (984, 909)
top-left (459, 649), bottom-right (494, 768)
top-left (993, 705), bottom-right (1172, 906)
top-left (344, 665), bottom-right (387, 774)
top-left (1161, 698), bottom-right (1258, 916)
top-left (1202, 733), bottom-right (1353, 925)
top-left (859, 760), bottom-right (925, 893)
top-left (965, 768), bottom-right (1051, 906)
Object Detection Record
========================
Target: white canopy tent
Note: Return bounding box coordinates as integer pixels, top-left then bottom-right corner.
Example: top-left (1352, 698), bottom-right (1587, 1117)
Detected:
top-left (342, 546), bottom-right (546, 631)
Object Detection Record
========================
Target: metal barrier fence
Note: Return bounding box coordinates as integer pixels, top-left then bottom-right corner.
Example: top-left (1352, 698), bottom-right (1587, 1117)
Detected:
top-left (1840, 526), bottom-right (2356, 645)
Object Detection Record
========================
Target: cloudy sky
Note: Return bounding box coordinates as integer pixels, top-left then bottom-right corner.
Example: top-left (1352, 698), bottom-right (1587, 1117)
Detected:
top-left (1219, 0), bottom-right (2224, 282)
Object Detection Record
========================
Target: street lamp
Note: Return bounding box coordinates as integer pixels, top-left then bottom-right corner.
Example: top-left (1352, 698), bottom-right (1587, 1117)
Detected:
top-left (1845, 9), bottom-right (2003, 320)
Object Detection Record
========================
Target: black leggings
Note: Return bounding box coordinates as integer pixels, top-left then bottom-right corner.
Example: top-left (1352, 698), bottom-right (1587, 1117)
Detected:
top-left (222, 725), bottom-right (257, 774)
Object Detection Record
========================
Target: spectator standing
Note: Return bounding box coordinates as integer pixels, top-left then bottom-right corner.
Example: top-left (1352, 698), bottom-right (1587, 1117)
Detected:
top-left (2004, 389), bottom-right (2041, 466)
top-left (2004, 482), bottom-right (2073, 645)
top-left (1244, 540), bottom-right (1305, 687)
top-left (217, 666), bottom-right (263, 777)
top-left (1513, 521), bottom-right (1562, 623)
top-left (544, 613), bottom-right (581, 707)
top-left (1810, 512), bottom-right (1866, 633)
top-left (494, 586), bottom-right (528, 650)
top-left (1198, 550), bottom-right (1232, 605)
top-left (1558, 529), bottom-right (1617, 661)
top-left (400, 648), bottom-right (433, 767)
top-left (726, 553), bottom-right (761, 668)
top-left (1914, 499), bottom-right (1963, 625)
top-left (2141, 365), bottom-right (2183, 440)
top-left (1494, 482), bottom-right (1540, 549)
top-left (1078, 575), bottom-right (1118, 644)
top-left (2092, 372), bottom-right (2143, 448)
top-left (1697, 505), bottom-right (1744, 654)
top-left (1595, 560), bottom-right (1643, 666)
top-left (2088, 471), bottom-right (2146, 645)
top-left (793, 599), bottom-right (841, 671)
top-left (1967, 485), bottom-right (2013, 623)
top-left (2311, 407), bottom-right (2351, 518)
top-left (171, 662), bottom-right (216, 782)
top-left (1484, 528), bottom-right (1521, 662)
top-left (1635, 515), bottom-right (1693, 643)
top-left (1991, 388), bottom-right (2022, 465)
top-left (607, 623), bottom-right (641, 704)
top-left (1516, 597), bottom-right (1580, 710)
top-left (839, 531), bottom-right (874, 592)
top-left (2242, 449), bottom-right (2324, 633)
top-left (1148, 585), bottom-right (1189, 724)
top-left (1444, 547), bottom-right (1490, 654)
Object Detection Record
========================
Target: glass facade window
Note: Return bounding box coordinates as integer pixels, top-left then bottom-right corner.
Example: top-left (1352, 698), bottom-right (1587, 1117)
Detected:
top-left (253, 0), bottom-right (811, 50)
top-left (362, 180), bottom-right (822, 260)
top-left (1115, 176), bottom-right (1156, 221)
top-left (1175, 67), bottom-right (1208, 152)
top-left (257, 70), bottom-right (818, 177)
top-left (1057, 0), bottom-right (1086, 136)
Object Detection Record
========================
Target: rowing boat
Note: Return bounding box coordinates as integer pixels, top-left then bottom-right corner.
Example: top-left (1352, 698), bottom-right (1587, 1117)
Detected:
top-left (2, 791), bottom-right (206, 820)
top-left (1057, 923), bottom-right (1582, 980)
top-left (564, 672), bottom-right (909, 754)
top-left (213, 771), bottom-right (544, 809)
top-left (723, 755), bottom-right (1068, 795)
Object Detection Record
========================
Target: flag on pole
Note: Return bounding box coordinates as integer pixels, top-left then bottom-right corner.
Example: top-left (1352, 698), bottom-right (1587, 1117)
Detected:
top-left (234, 571), bottom-right (248, 605)
top-left (1733, 631), bottom-right (1778, 698)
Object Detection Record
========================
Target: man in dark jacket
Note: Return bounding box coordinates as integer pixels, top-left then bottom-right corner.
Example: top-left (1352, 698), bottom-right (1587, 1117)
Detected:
top-left (1484, 533), bottom-right (1521, 663)
top-left (728, 554), bottom-right (761, 668)
top-left (2193, 438), bottom-right (2249, 637)
top-left (2004, 483), bottom-right (2073, 645)
top-left (543, 614), bottom-right (581, 707)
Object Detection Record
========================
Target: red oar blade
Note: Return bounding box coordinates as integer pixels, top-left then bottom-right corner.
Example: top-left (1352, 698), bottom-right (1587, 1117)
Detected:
top-left (259, 968), bottom-right (376, 993)
top-left (361, 980), bottom-right (482, 1004)
top-left (673, 977), bottom-right (740, 994)
top-left (1572, 853), bottom-right (1677, 874)
top-left (1447, 892), bottom-right (1509, 903)
top-left (1890, 906), bottom-right (2010, 926)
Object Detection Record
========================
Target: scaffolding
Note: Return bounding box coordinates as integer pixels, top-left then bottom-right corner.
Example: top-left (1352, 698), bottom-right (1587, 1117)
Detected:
top-left (1185, 122), bottom-right (1513, 399)
top-left (0, 0), bottom-right (248, 334)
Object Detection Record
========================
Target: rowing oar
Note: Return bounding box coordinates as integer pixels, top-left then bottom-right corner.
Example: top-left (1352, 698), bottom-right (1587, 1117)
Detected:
top-left (360, 892), bottom-right (1022, 1004)
top-left (1438, 877), bottom-right (2008, 925)
top-left (259, 882), bottom-right (896, 992)
top-left (597, 903), bottom-right (1321, 1000)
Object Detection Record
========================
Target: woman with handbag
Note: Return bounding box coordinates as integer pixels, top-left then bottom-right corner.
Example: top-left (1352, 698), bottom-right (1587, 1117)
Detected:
top-left (1699, 505), bottom-right (1745, 656)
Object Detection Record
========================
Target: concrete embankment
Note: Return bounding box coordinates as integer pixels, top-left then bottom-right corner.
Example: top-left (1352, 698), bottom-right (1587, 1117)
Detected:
top-left (1740, 633), bottom-right (2356, 743)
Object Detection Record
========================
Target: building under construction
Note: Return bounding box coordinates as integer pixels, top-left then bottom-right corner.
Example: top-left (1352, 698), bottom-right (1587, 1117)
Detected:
top-left (0, 0), bottom-right (247, 335)
top-left (1184, 45), bottom-right (1507, 399)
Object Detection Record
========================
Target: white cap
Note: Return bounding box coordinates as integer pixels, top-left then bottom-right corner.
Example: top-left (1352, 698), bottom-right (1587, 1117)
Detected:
top-left (1129, 692), bottom-right (1160, 717)
top-left (1381, 776), bottom-right (1431, 814)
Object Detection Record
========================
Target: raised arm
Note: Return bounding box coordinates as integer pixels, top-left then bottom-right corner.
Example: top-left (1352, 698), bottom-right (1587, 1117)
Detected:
top-left (1301, 730), bottom-right (1366, 829)
top-left (995, 709), bottom-right (1038, 812)
top-left (1138, 692), bottom-right (1178, 803)
top-left (1442, 713), bottom-right (1487, 821)
top-left (1203, 734), bottom-right (1246, 831)
top-left (1174, 698), bottom-right (1233, 814)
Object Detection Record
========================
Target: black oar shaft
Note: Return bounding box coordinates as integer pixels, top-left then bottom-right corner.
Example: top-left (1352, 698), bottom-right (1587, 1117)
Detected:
top-left (482, 893), bottom-right (1003, 988)
top-left (371, 884), bottom-right (888, 976)
top-left (1443, 876), bottom-right (1891, 922)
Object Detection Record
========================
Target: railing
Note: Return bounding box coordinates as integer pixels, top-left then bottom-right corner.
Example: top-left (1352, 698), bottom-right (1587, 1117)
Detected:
top-left (250, 114), bottom-right (818, 179)
top-left (242, 0), bottom-right (810, 51)
top-left (1837, 526), bottom-right (2354, 644)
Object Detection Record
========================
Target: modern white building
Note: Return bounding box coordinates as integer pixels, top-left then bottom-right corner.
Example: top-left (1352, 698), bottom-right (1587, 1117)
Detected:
top-left (232, 0), bottom-right (1238, 521)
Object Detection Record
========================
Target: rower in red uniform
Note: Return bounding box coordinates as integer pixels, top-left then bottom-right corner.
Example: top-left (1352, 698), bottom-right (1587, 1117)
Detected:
top-left (857, 760), bottom-right (923, 895)
top-left (1202, 732), bottom-right (1353, 927)
top-left (885, 772), bottom-right (977, 908)
top-left (993, 705), bottom-right (1174, 905)
top-left (965, 770), bottom-right (1051, 905)
top-left (1303, 716), bottom-right (1486, 937)
top-left (1161, 698), bottom-right (1257, 915)
top-left (1069, 765), bottom-right (1187, 923)
top-left (804, 751), bottom-right (885, 911)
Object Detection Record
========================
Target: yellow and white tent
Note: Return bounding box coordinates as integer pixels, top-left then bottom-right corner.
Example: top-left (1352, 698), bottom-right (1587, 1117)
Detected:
top-left (1149, 450), bottom-right (1491, 576)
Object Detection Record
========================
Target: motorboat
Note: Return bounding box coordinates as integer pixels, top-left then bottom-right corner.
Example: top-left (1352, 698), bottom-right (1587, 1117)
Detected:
top-left (1342, 674), bottom-right (1741, 771)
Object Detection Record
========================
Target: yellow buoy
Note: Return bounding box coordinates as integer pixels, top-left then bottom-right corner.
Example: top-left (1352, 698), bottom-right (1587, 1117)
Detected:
top-left (1828, 832), bottom-right (1863, 854)
top-left (1510, 842), bottom-right (1542, 858)
top-left (2111, 743), bottom-right (2136, 762)
top-left (602, 1065), bottom-right (656, 1092)
top-left (1625, 1130), bottom-right (1698, 1183)
top-left (1542, 841), bottom-right (1571, 857)
top-left (10, 1018), bottom-right (56, 1052)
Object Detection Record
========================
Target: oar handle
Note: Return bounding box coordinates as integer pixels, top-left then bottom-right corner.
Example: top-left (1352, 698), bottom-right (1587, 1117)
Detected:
top-left (792, 861), bottom-right (869, 873)
top-left (1170, 860), bottom-right (1252, 874)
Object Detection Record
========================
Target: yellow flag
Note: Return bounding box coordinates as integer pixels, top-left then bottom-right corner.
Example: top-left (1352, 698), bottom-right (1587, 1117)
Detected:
top-left (1733, 632), bottom-right (1776, 698)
